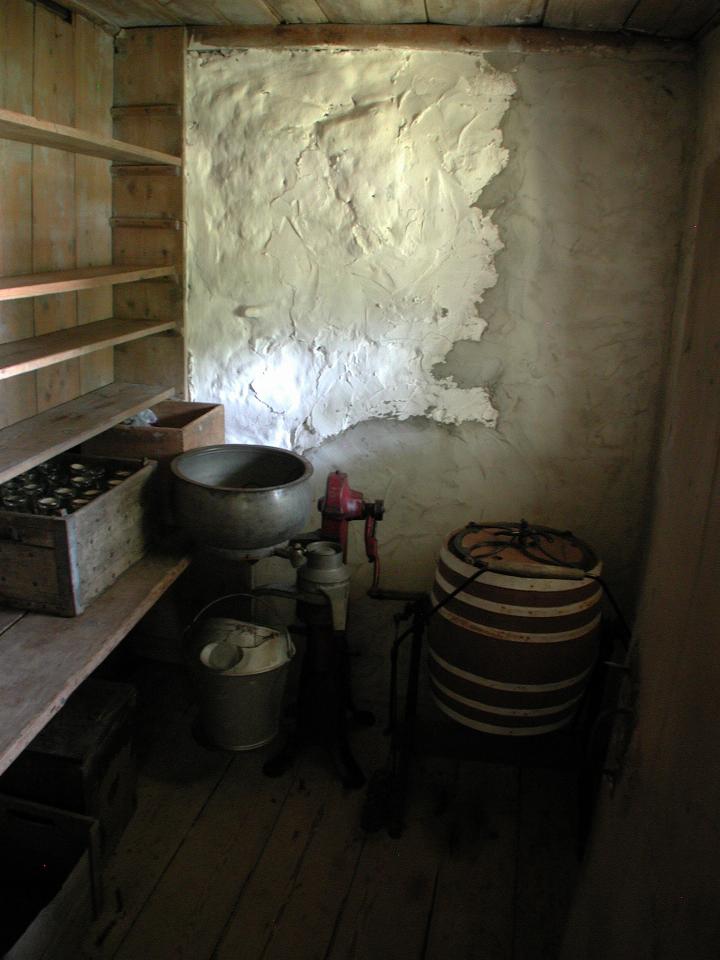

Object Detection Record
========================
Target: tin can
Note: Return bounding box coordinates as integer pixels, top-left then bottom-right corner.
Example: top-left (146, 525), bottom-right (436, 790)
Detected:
top-left (53, 487), bottom-right (75, 508)
top-left (21, 482), bottom-right (45, 505)
top-left (46, 465), bottom-right (67, 485)
top-left (86, 466), bottom-right (107, 489)
top-left (71, 475), bottom-right (94, 494)
top-left (2, 494), bottom-right (30, 513)
top-left (36, 496), bottom-right (62, 516)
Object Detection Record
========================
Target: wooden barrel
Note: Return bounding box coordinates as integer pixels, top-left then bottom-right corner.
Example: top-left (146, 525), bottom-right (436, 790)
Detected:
top-left (429, 523), bottom-right (602, 736)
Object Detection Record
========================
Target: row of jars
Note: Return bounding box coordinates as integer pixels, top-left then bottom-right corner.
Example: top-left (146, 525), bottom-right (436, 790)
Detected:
top-left (1, 458), bottom-right (138, 517)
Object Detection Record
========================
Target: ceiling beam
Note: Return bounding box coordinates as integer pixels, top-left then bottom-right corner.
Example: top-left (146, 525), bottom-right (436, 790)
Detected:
top-left (188, 22), bottom-right (692, 59)
top-left (55, 0), bottom-right (120, 31)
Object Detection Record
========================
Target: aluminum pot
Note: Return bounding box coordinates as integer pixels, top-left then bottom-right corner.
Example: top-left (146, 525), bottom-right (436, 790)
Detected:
top-left (171, 444), bottom-right (314, 550)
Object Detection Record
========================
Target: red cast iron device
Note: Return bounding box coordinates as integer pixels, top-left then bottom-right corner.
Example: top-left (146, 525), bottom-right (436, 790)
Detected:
top-left (318, 471), bottom-right (384, 590)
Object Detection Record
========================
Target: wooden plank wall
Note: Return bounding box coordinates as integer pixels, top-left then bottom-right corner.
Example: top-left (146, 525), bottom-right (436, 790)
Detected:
top-left (0, 0), bottom-right (113, 430)
top-left (560, 40), bottom-right (720, 960)
top-left (112, 27), bottom-right (186, 395)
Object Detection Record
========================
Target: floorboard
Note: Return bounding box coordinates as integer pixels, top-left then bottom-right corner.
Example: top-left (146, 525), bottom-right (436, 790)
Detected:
top-left (424, 762), bottom-right (519, 960)
top-left (76, 658), bottom-right (581, 960)
top-left (115, 752), bottom-right (294, 960)
top-left (81, 671), bottom-right (232, 959)
top-left (513, 766), bottom-right (581, 960)
top-left (214, 745), bottom-right (370, 960)
top-left (325, 757), bottom-right (455, 960)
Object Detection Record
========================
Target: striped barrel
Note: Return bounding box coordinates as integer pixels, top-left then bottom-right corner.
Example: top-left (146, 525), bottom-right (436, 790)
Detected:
top-left (429, 523), bottom-right (602, 736)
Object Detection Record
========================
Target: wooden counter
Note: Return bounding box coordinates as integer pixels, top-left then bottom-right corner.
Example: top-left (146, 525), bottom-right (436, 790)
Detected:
top-left (0, 543), bottom-right (190, 776)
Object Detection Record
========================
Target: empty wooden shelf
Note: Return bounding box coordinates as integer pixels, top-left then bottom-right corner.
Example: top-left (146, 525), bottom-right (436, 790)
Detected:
top-left (0, 265), bottom-right (176, 302)
top-left (0, 107), bottom-right (182, 166)
top-left (0, 317), bottom-right (176, 380)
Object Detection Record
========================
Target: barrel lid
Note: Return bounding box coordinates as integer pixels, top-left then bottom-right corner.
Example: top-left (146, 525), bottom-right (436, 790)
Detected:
top-left (450, 521), bottom-right (599, 574)
top-left (196, 618), bottom-right (294, 676)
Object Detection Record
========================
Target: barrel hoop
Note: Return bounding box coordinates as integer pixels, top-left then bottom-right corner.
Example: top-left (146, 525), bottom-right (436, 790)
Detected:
top-left (430, 675), bottom-right (582, 717)
top-left (434, 578), bottom-right (600, 632)
top-left (434, 569), bottom-right (601, 618)
top-left (429, 628), bottom-right (599, 685)
top-left (438, 554), bottom-right (601, 607)
top-left (431, 694), bottom-right (574, 736)
top-left (430, 658), bottom-right (588, 709)
top-left (428, 648), bottom-right (593, 693)
top-left (431, 593), bottom-right (602, 643)
top-left (440, 544), bottom-right (601, 592)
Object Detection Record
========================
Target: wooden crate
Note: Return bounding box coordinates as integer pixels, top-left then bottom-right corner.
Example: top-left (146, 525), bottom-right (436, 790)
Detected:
top-left (84, 400), bottom-right (224, 526)
top-left (0, 678), bottom-right (138, 861)
top-left (0, 457), bottom-right (158, 616)
top-left (0, 795), bottom-right (101, 960)
top-left (84, 399), bottom-right (225, 467)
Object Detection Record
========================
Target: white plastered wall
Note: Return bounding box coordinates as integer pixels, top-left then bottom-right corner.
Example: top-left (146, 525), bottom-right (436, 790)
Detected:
top-left (186, 46), bottom-right (692, 603)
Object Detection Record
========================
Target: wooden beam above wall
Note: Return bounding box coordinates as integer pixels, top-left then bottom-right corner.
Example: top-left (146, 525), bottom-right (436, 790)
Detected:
top-left (188, 23), bottom-right (692, 59)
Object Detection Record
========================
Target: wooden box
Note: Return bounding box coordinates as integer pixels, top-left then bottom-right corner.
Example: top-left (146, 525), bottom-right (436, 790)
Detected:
top-left (84, 399), bottom-right (225, 468)
top-left (84, 401), bottom-right (224, 526)
top-left (0, 457), bottom-right (158, 617)
top-left (0, 795), bottom-right (101, 960)
top-left (0, 679), bottom-right (138, 861)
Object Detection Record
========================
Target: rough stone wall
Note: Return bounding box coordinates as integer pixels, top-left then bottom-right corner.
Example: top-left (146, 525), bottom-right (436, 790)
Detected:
top-left (186, 47), bottom-right (692, 602)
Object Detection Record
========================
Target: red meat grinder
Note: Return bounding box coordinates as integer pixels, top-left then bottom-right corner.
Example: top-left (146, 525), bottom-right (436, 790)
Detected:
top-left (317, 471), bottom-right (384, 590)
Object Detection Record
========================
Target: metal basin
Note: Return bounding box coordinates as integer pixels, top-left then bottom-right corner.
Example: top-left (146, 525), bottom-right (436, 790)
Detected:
top-left (171, 444), bottom-right (314, 550)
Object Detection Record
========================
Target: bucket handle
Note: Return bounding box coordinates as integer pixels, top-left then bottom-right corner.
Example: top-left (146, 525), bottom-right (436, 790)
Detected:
top-left (185, 592), bottom-right (294, 659)
top-left (186, 592), bottom-right (256, 632)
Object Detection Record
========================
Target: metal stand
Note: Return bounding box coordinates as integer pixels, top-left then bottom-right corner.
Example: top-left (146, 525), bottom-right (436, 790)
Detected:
top-left (263, 617), bottom-right (373, 789)
top-left (386, 594), bottom-right (430, 837)
top-left (361, 539), bottom-right (617, 839)
top-left (362, 570), bottom-right (487, 838)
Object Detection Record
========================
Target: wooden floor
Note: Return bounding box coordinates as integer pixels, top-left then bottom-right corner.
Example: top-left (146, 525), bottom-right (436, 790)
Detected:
top-left (78, 657), bottom-right (581, 960)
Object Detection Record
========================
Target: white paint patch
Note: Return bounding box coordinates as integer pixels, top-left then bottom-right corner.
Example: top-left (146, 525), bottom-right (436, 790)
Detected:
top-left (186, 49), bottom-right (515, 449)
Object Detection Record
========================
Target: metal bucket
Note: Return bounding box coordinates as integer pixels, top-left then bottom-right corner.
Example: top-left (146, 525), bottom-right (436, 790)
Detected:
top-left (190, 601), bottom-right (295, 750)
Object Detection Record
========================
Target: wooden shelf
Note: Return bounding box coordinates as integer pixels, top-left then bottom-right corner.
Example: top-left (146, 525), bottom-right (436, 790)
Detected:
top-left (111, 104), bottom-right (181, 119)
top-left (0, 317), bottom-right (176, 380)
top-left (111, 217), bottom-right (182, 230)
top-left (0, 264), bottom-right (176, 302)
top-left (0, 544), bottom-right (191, 776)
top-left (0, 380), bottom-right (174, 484)
top-left (112, 163), bottom-right (181, 178)
top-left (0, 107), bottom-right (182, 166)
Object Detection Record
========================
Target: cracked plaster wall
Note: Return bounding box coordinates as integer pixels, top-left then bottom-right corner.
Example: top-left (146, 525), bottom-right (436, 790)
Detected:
top-left (187, 49), bottom-right (512, 448)
top-left (186, 47), bottom-right (692, 604)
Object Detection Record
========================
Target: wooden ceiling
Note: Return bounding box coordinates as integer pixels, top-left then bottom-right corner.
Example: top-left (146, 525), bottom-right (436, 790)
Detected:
top-left (63, 1), bottom-right (720, 41)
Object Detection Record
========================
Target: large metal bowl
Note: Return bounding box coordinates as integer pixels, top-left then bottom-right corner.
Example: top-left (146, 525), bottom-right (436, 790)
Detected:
top-left (171, 444), bottom-right (314, 551)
